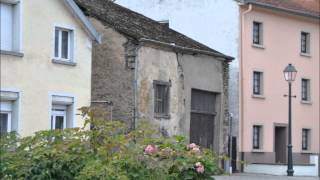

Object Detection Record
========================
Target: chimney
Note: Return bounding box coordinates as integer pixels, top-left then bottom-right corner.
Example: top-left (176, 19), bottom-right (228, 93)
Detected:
top-left (158, 20), bottom-right (169, 28)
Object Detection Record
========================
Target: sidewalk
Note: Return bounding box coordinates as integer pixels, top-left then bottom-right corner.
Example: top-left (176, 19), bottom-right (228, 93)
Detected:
top-left (213, 173), bottom-right (319, 180)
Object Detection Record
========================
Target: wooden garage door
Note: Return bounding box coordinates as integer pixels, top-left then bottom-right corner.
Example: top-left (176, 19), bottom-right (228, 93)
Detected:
top-left (190, 89), bottom-right (216, 150)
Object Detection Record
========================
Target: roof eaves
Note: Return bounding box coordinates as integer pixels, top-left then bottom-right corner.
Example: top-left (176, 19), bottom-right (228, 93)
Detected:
top-left (242, 0), bottom-right (320, 19)
top-left (139, 38), bottom-right (234, 61)
top-left (62, 0), bottom-right (102, 43)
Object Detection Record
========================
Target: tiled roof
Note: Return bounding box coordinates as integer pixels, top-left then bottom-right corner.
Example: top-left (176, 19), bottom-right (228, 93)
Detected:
top-left (75, 0), bottom-right (233, 60)
top-left (243, 0), bottom-right (320, 18)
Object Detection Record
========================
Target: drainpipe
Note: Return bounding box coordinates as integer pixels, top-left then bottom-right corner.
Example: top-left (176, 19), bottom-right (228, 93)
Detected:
top-left (132, 44), bottom-right (141, 131)
top-left (240, 3), bottom-right (252, 172)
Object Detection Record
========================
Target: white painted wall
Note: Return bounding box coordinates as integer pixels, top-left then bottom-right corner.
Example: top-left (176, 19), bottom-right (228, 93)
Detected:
top-left (115, 0), bottom-right (240, 136)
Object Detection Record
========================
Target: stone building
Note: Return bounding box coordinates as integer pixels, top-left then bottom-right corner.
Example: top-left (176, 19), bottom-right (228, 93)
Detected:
top-left (75, 0), bottom-right (233, 155)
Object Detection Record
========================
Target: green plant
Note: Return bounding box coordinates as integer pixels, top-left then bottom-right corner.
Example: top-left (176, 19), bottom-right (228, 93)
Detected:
top-left (0, 107), bottom-right (222, 180)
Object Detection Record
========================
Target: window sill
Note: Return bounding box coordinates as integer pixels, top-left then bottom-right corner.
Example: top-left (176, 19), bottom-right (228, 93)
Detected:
top-left (301, 150), bottom-right (313, 154)
top-left (252, 94), bottom-right (265, 99)
top-left (52, 59), bottom-right (76, 66)
top-left (301, 100), bottom-right (312, 105)
top-left (252, 44), bottom-right (265, 49)
top-left (0, 50), bottom-right (24, 57)
top-left (251, 149), bottom-right (265, 153)
top-left (300, 53), bottom-right (311, 58)
top-left (154, 114), bottom-right (170, 119)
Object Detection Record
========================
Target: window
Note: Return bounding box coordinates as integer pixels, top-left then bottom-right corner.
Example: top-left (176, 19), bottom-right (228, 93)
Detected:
top-left (54, 27), bottom-right (74, 61)
top-left (301, 79), bottom-right (310, 101)
top-left (0, 112), bottom-right (11, 136)
top-left (0, 91), bottom-right (19, 135)
top-left (253, 125), bottom-right (262, 149)
top-left (253, 71), bottom-right (263, 95)
top-left (253, 22), bottom-right (263, 45)
top-left (301, 32), bottom-right (310, 54)
top-left (0, 2), bottom-right (21, 52)
top-left (51, 106), bottom-right (67, 130)
top-left (50, 95), bottom-right (74, 129)
top-left (302, 129), bottom-right (310, 151)
top-left (154, 81), bottom-right (170, 117)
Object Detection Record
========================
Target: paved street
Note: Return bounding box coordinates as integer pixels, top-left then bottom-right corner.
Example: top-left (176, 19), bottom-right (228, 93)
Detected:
top-left (213, 173), bottom-right (319, 180)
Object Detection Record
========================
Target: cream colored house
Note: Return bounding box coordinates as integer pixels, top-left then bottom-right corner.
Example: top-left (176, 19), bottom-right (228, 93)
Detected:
top-left (0, 0), bottom-right (100, 136)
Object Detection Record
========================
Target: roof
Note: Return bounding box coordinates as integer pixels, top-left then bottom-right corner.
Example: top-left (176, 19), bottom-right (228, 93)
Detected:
top-left (241, 0), bottom-right (320, 19)
top-left (74, 0), bottom-right (233, 60)
top-left (62, 0), bottom-right (101, 43)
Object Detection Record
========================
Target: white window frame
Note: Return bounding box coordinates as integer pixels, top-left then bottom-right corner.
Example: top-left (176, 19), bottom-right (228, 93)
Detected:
top-left (0, 111), bottom-right (12, 134)
top-left (0, 0), bottom-right (22, 54)
top-left (53, 25), bottom-right (75, 62)
top-left (0, 89), bottom-right (20, 134)
top-left (51, 106), bottom-right (67, 130)
top-left (49, 92), bottom-right (76, 130)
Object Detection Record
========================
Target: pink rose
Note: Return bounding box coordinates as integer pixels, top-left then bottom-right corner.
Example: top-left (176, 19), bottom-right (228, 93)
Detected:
top-left (195, 162), bottom-right (205, 174)
top-left (144, 145), bottom-right (156, 155)
top-left (187, 143), bottom-right (197, 150)
top-left (191, 147), bottom-right (200, 153)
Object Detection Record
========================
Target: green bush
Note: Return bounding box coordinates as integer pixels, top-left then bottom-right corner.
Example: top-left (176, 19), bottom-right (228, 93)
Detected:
top-left (0, 107), bottom-right (223, 180)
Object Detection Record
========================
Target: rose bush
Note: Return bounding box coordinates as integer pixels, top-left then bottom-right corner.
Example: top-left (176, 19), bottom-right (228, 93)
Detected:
top-left (0, 107), bottom-right (223, 180)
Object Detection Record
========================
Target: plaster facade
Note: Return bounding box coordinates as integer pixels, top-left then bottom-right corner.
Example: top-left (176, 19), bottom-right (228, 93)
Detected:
top-left (0, 0), bottom-right (94, 136)
top-left (240, 4), bottom-right (319, 169)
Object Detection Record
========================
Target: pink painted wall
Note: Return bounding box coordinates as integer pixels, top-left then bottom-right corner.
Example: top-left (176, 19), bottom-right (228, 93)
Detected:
top-left (240, 6), bottom-right (319, 154)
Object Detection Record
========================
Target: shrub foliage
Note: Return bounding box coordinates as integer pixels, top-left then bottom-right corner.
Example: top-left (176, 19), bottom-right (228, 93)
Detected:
top-left (0, 107), bottom-right (222, 179)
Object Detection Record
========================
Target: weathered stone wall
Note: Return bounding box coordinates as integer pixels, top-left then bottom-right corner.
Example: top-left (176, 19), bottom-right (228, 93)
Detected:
top-left (89, 17), bottom-right (230, 155)
top-left (136, 46), bottom-right (185, 136)
top-left (89, 17), bottom-right (135, 125)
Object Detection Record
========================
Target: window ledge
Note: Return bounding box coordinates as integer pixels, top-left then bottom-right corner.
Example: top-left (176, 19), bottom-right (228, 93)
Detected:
top-left (301, 150), bottom-right (313, 154)
top-left (301, 100), bottom-right (312, 105)
top-left (252, 44), bottom-right (265, 49)
top-left (300, 53), bottom-right (311, 58)
top-left (251, 149), bottom-right (265, 153)
top-left (0, 50), bottom-right (24, 57)
top-left (252, 94), bottom-right (265, 99)
top-left (52, 59), bottom-right (76, 66)
top-left (154, 114), bottom-right (170, 119)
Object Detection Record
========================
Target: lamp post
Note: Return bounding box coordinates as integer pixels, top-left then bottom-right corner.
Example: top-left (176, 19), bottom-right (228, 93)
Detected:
top-left (283, 64), bottom-right (297, 176)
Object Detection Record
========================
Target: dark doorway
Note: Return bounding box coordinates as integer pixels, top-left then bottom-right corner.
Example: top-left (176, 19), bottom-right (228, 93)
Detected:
top-left (275, 126), bottom-right (287, 163)
top-left (231, 137), bottom-right (237, 172)
top-left (190, 89), bottom-right (216, 150)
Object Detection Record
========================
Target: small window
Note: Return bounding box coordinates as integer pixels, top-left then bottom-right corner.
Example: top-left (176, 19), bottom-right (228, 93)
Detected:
top-left (154, 81), bottom-right (170, 118)
top-left (253, 22), bottom-right (263, 45)
top-left (301, 32), bottom-right (310, 54)
top-left (51, 108), bottom-right (66, 130)
top-left (253, 125), bottom-right (262, 149)
top-left (51, 95), bottom-right (75, 130)
top-left (0, 112), bottom-right (11, 136)
top-left (54, 27), bottom-right (74, 61)
top-left (253, 71), bottom-right (263, 95)
top-left (301, 79), bottom-right (310, 101)
top-left (302, 129), bottom-right (311, 151)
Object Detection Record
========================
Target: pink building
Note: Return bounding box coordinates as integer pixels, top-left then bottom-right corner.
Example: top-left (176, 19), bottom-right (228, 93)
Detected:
top-left (239, 0), bottom-right (319, 176)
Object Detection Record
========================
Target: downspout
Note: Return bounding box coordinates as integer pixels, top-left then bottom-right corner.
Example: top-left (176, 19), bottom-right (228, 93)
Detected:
top-left (132, 44), bottom-right (141, 131)
top-left (240, 3), bottom-right (252, 171)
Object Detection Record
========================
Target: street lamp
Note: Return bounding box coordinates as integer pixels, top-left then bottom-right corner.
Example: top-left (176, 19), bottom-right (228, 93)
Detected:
top-left (283, 63), bottom-right (297, 176)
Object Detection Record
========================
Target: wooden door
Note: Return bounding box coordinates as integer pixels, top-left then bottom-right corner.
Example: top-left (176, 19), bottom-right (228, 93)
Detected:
top-left (190, 89), bottom-right (216, 150)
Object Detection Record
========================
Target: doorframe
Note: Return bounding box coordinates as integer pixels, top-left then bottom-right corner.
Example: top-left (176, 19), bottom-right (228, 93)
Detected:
top-left (51, 107), bottom-right (67, 130)
top-left (273, 123), bottom-right (288, 163)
